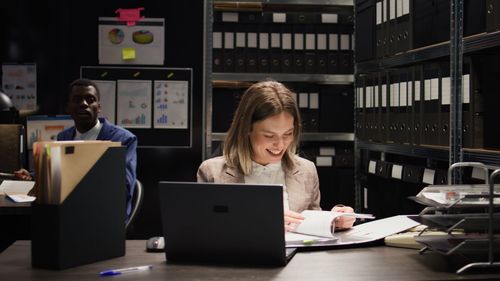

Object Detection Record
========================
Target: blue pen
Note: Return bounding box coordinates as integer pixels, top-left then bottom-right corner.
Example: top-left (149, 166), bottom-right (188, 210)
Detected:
top-left (99, 265), bottom-right (153, 276)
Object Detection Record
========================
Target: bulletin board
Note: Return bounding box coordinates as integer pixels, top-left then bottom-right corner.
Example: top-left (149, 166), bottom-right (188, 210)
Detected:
top-left (81, 66), bottom-right (192, 147)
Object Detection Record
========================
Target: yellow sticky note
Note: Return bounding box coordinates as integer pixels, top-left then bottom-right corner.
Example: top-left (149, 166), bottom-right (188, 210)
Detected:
top-left (122, 47), bottom-right (136, 60)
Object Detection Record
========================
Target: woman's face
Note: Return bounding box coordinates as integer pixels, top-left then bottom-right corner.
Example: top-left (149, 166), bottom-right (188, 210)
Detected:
top-left (249, 112), bottom-right (295, 165)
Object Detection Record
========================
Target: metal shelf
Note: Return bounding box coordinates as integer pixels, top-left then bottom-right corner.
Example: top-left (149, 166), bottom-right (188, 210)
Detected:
top-left (212, 132), bottom-right (354, 142)
top-left (357, 31), bottom-right (500, 73)
top-left (212, 73), bottom-right (354, 84)
top-left (356, 141), bottom-right (450, 161)
top-left (214, 0), bottom-right (353, 6)
top-left (463, 149), bottom-right (500, 167)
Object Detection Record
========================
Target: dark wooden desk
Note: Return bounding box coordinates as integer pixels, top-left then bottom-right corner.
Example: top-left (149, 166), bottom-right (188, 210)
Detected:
top-left (0, 195), bottom-right (31, 215)
top-left (0, 241), bottom-right (498, 280)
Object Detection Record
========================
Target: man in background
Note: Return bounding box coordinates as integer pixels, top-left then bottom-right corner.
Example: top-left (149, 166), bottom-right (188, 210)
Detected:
top-left (15, 79), bottom-right (137, 220)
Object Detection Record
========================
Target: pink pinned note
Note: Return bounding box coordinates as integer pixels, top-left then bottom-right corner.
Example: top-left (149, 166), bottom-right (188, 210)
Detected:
top-left (115, 7), bottom-right (144, 26)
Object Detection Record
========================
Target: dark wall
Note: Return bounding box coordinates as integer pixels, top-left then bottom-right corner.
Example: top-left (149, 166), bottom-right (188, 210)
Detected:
top-left (1, 0), bottom-right (206, 238)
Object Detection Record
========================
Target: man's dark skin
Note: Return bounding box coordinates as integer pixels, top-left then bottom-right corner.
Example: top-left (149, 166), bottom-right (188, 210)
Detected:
top-left (67, 84), bottom-right (101, 133)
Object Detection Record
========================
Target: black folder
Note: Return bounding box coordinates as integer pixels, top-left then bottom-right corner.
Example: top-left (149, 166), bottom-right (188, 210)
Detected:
top-left (31, 146), bottom-right (126, 270)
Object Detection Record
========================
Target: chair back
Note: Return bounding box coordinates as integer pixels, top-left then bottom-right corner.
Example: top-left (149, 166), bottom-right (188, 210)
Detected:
top-left (126, 179), bottom-right (144, 230)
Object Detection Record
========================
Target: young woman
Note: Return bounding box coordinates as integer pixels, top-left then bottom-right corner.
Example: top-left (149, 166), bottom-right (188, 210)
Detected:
top-left (197, 80), bottom-right (355, 230)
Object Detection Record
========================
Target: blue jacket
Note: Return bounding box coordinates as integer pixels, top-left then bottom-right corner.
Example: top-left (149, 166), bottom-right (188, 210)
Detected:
top-left (57, 118), bottom-right (137, 219)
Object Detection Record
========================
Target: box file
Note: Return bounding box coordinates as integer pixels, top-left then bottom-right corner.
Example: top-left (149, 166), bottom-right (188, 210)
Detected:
top-left (31, 146), bottom-right (126, 270)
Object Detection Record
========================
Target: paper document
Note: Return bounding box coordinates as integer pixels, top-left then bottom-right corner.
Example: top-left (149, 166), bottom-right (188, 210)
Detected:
top-left (7, 194), bottom-right (36, 202)
top-left (285, 210), bottom-right (374, 247)
top-left (286, 215), bottom-right (420, 248)
top-left (0, 180), bottom-right (35, 195)
top-left (293, 210), bottom-right (375, 238)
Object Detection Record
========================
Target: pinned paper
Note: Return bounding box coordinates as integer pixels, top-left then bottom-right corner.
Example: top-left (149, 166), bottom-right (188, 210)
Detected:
top-left (115, 7), bottom-right (144, 26)
top-left (122, 47), bottom-right (136, 60)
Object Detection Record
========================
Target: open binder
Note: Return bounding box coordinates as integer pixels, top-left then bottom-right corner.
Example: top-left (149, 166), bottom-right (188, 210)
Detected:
top-left (31, 141), bottom-right (126, 270)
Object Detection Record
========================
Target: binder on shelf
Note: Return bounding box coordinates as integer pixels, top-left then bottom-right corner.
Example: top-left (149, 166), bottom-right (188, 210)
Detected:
top-left (281, 22), bottom-right (294, 73)
top-left (395, 0), bottom-right (411, 54)
top-left (422, 65), bottom-right (440, 146)
top-left (485, 0), bottom-right (500, 32)
top-left (327, 32), bottom-right (339, 74)
top-left (339, 26), bottom-right (354, 74)
top-left (234, 22), bottom-right (247, 73)
top-left (240, 12), bottom-right (261, 73)
top-left (386, 0), bottom-right (397, 56)
top-left (212, 13), bottom-right (224, 72)
top-left (402, 164), bottom-right (424, 184)
top-left (291, 12), bottom-right (307, 73)
top-left (387, 71), bottom-right (399, 143)
top-left (372, 72), bottom-right (382, 142)
top-left (223, 23), bottom-right (236, 73)
top-left (375, 0), bottom-right (386, 58)
top-left (380, 71), bottom-right (389, 143)
top-left (315, 20), bottom-right (329, 74)
top-left (355, 0), bottom-right (376, 62)
top-left (268, 12), bottom-right (285, 73)
top-left (412, 65), bottom-right (423, 145)
top-left (398, 69), bottom-right (410, 144)
top-left (438, 63), bottom-right (450, 147)
top-left (31, 144), bottom-right (126, 270)
top-left (304, 23), bottom-right (317, 74)
top-left (355, 77), bottom-right (366, 140)
top-left (257, 26), bottom-right (270, 73)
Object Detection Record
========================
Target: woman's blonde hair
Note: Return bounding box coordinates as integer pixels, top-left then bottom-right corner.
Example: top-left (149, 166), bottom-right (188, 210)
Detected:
top-left (223, 80), bottom-right (301, 175)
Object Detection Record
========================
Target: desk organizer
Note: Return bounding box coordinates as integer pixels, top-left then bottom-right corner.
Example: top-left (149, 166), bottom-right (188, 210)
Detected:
top-left (31, 147), bottom-right (126, 269)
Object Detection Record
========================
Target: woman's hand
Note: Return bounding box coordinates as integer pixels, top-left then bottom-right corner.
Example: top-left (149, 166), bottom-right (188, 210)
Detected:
top-left (284, 209), bottom-right (304, 232)
top-left (331, 205), bottom-right (355, 230)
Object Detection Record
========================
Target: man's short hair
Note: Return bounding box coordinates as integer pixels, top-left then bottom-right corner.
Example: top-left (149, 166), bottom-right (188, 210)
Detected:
top-left (69, 79), bottom-right (100, 100)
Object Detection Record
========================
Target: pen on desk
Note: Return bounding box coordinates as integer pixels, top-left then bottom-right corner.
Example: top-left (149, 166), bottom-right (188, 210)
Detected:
top-left (99, 265), bottom-right (153, 276)
top-left (0, 172), bottom-right (16, 179)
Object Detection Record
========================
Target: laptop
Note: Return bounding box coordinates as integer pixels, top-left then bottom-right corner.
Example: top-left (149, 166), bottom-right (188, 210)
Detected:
top-left (158, 181), bottom-right (297, 266)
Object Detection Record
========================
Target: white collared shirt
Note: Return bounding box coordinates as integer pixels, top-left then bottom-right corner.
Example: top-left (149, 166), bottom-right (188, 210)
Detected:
top-left (244, 161), bottom-right (290, 210)
top-left (74, 119), bottom-right (103, 141)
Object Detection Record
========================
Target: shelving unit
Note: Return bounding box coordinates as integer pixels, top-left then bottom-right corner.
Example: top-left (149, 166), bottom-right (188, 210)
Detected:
top-left (353, 0), bottom-right (500, 216)
top-left (205, 0), bottom-right (356, 209)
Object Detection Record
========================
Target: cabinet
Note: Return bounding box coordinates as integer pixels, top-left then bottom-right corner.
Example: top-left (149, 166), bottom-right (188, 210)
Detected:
top-left (354, 0), bottom-right (500, 217)
top-left (205, 0), bottom-right (356, 209)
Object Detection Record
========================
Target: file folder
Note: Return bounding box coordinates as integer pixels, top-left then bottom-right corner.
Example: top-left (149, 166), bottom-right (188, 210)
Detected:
top-left (31, 146), bottom-right (126, 270)
top-left (240, 12), bottom-right (261, 73)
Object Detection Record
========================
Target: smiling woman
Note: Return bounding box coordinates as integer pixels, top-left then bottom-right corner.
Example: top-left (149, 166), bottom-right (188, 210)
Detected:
top-left (197, 80), bottom-right (355, 231)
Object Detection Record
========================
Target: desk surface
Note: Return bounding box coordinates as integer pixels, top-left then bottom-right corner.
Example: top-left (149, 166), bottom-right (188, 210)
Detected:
top-left (0, 195), bottom-right (31, 215)
top-left (0, 241), bottom-right (499, 281)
